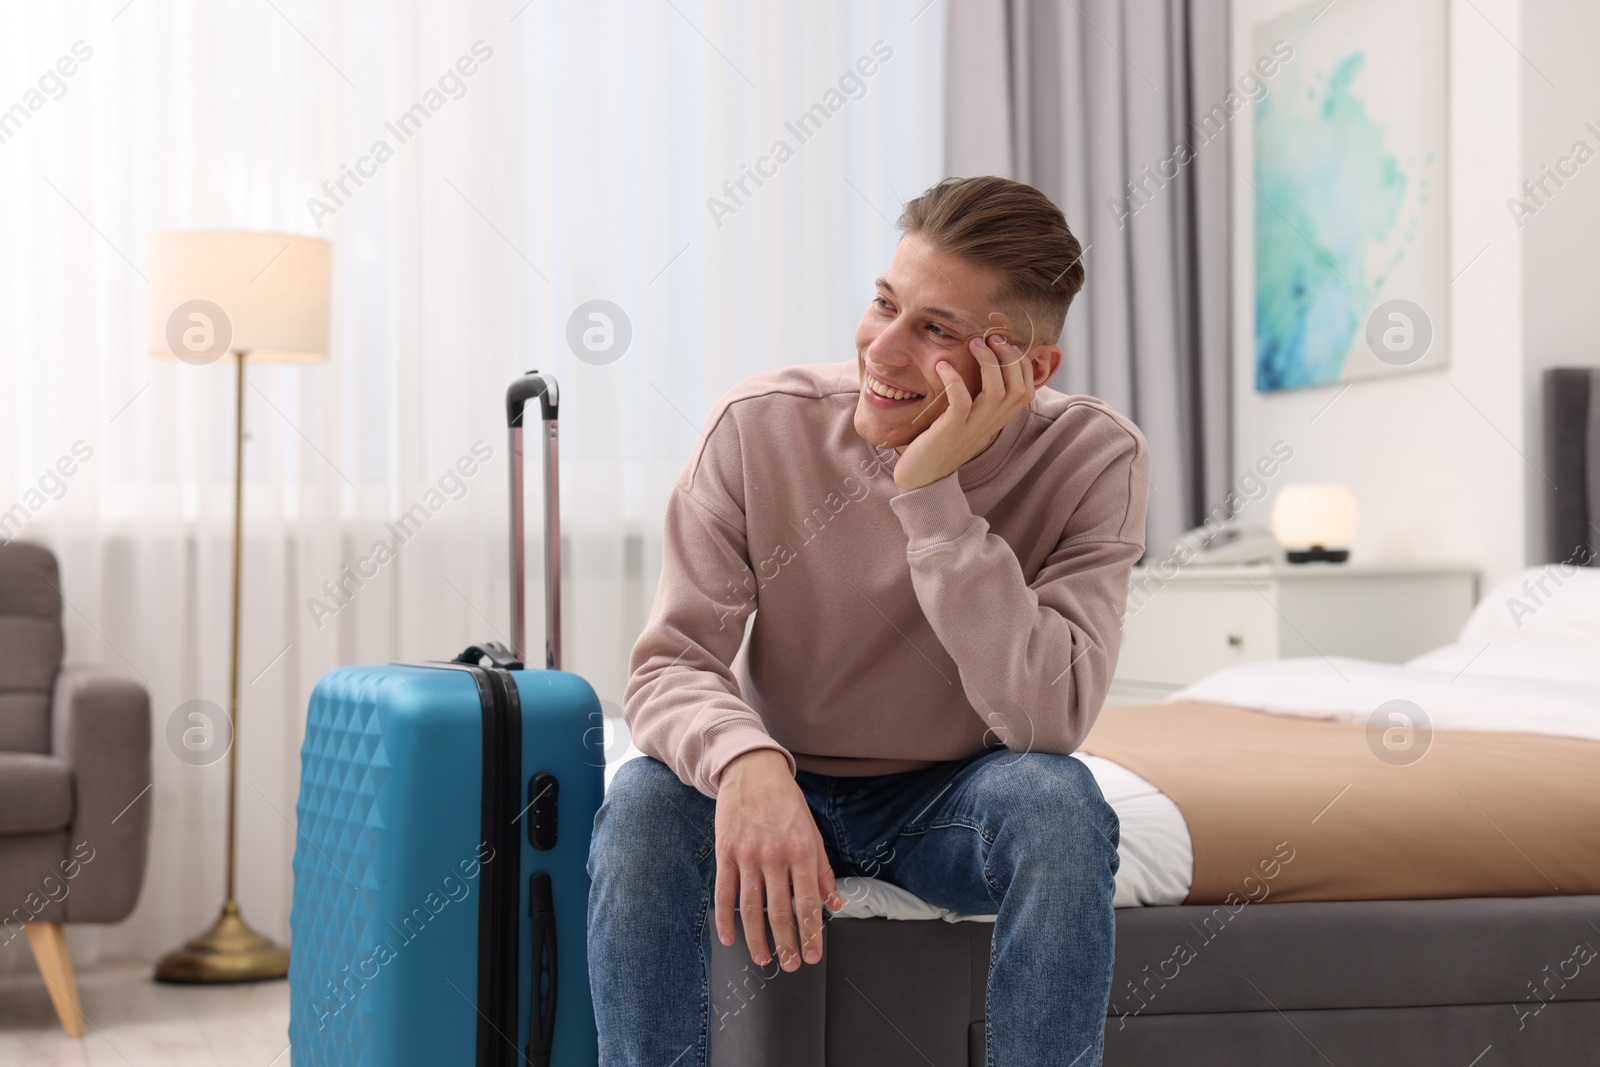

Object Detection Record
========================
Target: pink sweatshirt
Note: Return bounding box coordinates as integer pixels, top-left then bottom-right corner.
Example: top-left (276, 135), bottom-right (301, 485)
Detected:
top-left (624, 360), bottom-right (1151, 798)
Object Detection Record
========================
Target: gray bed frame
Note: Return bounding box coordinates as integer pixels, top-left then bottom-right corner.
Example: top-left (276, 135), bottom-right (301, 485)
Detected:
top-left (711, 897), bottom-right (1600, 1065)
top-left (707, 366), bottom-right (1600, 1066)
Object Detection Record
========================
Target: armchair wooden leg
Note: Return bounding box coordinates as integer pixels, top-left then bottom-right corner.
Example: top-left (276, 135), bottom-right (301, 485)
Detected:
top-left (24, 922), bottom-right (86, 1037)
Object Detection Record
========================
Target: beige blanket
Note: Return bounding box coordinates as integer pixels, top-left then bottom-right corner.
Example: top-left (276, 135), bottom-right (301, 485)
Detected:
top-left (1080, 703), bottom-right (1600, 904)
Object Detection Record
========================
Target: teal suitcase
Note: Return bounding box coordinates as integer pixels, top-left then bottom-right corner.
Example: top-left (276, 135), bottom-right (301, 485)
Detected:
top-left (289, 372), bottom-right (602, 1065)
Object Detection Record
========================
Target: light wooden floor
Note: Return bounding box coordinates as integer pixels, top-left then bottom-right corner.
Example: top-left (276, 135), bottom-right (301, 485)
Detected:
top-left (0, 962), bottom-right (289, 1066)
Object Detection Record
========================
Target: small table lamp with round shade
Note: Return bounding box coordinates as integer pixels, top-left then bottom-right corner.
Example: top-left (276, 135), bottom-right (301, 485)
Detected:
top-left (146, 231), bottom-right (331, 982)
top-left (1271, 482), bottom-right (1359, 564)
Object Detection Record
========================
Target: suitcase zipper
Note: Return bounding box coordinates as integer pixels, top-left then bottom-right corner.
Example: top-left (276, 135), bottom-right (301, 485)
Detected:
top-left (485, 666), bottom-right (523, 1067)
top-left (407, 659), bottom-right (524, 1067)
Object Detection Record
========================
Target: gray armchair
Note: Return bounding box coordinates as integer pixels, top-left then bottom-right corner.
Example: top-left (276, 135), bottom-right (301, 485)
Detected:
top-left (0, 541), bottom-right (151, 1036)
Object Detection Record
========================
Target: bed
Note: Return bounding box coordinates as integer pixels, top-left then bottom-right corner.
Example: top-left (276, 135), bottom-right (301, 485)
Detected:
top-left (692, 367), bottom-right (1600, 1066)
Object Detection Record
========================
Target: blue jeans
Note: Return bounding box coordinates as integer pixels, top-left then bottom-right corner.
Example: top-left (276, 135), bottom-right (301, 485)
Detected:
top-left (586, 748), bottom-right (1120, 1066)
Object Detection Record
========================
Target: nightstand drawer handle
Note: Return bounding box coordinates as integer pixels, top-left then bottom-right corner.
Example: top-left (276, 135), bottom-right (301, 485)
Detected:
top-left (1227, 633), bottom-right (1242, 648)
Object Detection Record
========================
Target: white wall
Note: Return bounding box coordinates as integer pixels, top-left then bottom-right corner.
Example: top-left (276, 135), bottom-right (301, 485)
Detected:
top-left (1229, 0), bottom-right (1530, 595)
top-left (1519, 0), bottom-right (1600, 563)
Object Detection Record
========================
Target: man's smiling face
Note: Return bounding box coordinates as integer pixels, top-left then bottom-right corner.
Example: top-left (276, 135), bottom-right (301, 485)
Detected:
top-left (853, 234), bottom-right (1026, 454)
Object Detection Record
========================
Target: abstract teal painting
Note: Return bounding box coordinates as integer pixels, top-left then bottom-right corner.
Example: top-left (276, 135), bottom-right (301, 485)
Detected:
top-left (1251, 0), bottom-right (1447, 392)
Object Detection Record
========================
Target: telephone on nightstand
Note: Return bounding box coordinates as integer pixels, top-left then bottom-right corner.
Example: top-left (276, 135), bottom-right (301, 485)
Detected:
top-left (1164, 522), bottom-right (1282, 565)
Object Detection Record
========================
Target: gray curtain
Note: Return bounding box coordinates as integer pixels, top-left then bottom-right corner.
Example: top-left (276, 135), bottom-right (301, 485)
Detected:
top-left (945, 0), bottom-right (1233, 561)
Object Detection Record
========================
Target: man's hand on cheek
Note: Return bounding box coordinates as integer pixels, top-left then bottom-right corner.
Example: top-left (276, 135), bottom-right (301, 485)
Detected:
top-left (893, 333), bottom-right (1036, 493)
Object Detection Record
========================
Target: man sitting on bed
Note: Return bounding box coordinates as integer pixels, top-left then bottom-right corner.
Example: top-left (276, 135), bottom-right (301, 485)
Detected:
top-left (587, 175), bottom-right (1151, 1067)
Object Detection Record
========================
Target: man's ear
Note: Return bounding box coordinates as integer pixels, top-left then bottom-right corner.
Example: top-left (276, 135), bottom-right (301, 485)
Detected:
top-left (1030, 344), bottom-right (1062, 389)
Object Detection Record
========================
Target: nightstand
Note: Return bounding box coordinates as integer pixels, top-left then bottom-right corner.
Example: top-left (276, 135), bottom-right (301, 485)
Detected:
top-left (1106, 562), bottom-right (1480, 705)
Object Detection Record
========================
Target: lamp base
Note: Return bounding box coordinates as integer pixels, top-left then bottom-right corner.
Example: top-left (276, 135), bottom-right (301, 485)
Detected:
top-left (1285, 545), bottom-right (1350, 564)
top-left (153, 900), bottom-right (289, 983)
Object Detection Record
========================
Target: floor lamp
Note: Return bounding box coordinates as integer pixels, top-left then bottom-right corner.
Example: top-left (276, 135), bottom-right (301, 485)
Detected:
top-left (147, 231), bottom-right (331, 982)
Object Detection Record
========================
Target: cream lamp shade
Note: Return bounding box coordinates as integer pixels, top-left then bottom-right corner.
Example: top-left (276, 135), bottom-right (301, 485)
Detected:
top-left (1271, 483), bottom-right (1359, 563)
top-left (148, 231), bottom-right (330, 364)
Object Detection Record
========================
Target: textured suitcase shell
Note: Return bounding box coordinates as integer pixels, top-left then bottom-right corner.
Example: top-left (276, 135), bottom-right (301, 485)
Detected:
top-left (289, 664), bottom-right (603, 1064)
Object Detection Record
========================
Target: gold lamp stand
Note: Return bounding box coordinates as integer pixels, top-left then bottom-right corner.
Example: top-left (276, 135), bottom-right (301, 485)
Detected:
top-left (154, 352), bottom-right (291, 983)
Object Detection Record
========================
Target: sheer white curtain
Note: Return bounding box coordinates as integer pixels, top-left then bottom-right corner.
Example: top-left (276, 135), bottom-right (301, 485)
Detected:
top-left (0, 0), bottom-right (944, 970)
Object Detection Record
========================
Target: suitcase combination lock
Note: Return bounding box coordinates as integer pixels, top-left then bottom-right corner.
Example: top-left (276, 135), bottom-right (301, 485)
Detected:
top-left (528, 772), bottom-right (560, 850)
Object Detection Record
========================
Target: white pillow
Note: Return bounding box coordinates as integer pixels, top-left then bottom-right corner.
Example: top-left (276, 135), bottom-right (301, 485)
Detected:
top-left (1407, 635), bottom-right (1600, 688)
top-left (1455, 563), bottom-right (1600, 645)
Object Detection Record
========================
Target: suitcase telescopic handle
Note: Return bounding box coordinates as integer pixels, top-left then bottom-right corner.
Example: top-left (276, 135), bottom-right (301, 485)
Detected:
top-left (507, 372), bottom-right (561, 671)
